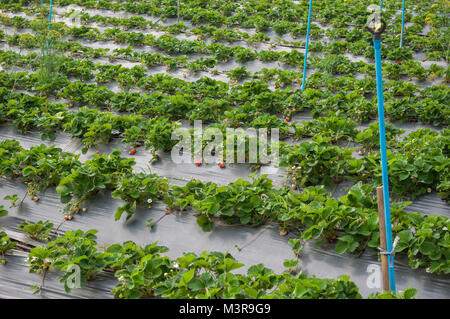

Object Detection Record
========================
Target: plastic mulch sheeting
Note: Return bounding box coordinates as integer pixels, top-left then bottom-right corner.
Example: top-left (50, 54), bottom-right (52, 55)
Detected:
top-left (0, 128), bottom-right (449, 299)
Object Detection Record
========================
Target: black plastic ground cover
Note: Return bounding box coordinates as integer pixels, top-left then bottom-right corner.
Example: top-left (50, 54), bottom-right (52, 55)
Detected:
top-left (0, 128), bottom-right (449, 299)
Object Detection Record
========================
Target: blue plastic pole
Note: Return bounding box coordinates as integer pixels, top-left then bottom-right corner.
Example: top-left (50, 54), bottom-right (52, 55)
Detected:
top-left (301, 0), bottom-right (313, 92)
top-left (46, 0), bottom-right (53, 54)
top-left (400, 0), bottom-right (406, 47)
top-left (373, 38), bottom-right (396, 293)
top-left (380, 0), bottom-right (383, 10)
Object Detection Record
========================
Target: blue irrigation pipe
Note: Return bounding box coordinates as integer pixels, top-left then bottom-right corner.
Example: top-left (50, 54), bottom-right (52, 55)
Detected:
top-left (400, 0), bottom-right (406, 47)
top-left (46, 0), bottom-right (54, 54)
top-left (301, 0), bottom-right (313, 92)
top-left (380, 0), bottom-right (383, 10)
top-left (368, 19), bottom-right (396, 293)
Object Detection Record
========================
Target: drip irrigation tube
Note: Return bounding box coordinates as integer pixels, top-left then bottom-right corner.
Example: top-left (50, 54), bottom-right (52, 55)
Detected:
top-left (401, 0), bottom-right (406, 47)
top-left (46, 0), bottom-right (54, 54)
top-left (367, 17), bottom-right (397, 293)
top-left (301, 0), bottom-right (313, 92)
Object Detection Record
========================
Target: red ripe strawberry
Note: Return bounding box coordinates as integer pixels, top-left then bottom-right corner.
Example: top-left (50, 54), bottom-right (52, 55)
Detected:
top-left (68, 38), bottom-right (73, 42)
top-left (129, 149), bottom-right (136, 155)
top-left (275, 85), bottom-right (280, 89)
top-left (219, 163), bottom-right (225, 168)
top-left (195, 161), bottom-right (201, 166)
top-left (398, 61), bottom-right (402, 65)
top-left (285, 117), bottom-right (290, 122)
top-left (64, 216), bottom-right (69, 221)
top-left (95, 151), bottom-right (100, 155)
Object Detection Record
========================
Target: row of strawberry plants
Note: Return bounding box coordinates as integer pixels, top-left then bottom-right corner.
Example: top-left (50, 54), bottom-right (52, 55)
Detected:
top-left (1, 56), bottom-right (448, 127)
top-left (1, 9), bottom-right (295, 47)
top-left (5, 0), bottom-right (446, 54)
top-left (0, 206), bottom-right (16, 264)
top-left (21, 227), bottom-right (419, 299)
top-left (0, 47), bottom-right (445, 104)
top-left (2, 16), bottom-right (447, 90)
top-left (0, 139), bottom-right (168, 219)
top-left (0, 208), bottom-right (418, 298)
top-left (2, 48), bottom-right (446, 98)
top-left (0, 69), bottom-right (296, 132)
top-left (59, 3), bottom-right (450, 63)
top-left (302, 79), bottom-right (449, 126)
top-left (1, 16), bottom-right (448, 82)
top-left (0, 87), bottom-right (180, 155)
top-left (0, 81), bottom-right (293, 143)
top-left (167, 175), bottom-right (450, 275)
top-left (0, 84), bottom-right (447, 201)
top-left (1, 0), bottom-right (446, 62)
top-left (283, 131), bottom-right (449, 201)
top-left (2, 36), bottom-right (448, 118)
top-left (0, 140), bottom-right (448, 274)
top-left (44, 6), bottom-right (447, 63)
top-left (0, 16), bottom-right (306, 66)
top-left (0, 67), bottom-right (445, 139)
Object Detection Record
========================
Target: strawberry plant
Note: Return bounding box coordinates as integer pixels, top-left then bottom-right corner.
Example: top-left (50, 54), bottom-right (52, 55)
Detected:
top-left (315, 54), bottom-right (359, 75)
top-left (294, 114), bottom-right (358, 143)
top-left (387, 80), bottom-right (419, 97)
top-left (122, 118), bottom-right (180, 158)
top-left (281, 136), bottom-right (354, 187)
top-left (385, 97), bottom-right (420, 121)
top-left (0, 231), bottom-right (16, 265)
top-left (356, 122), bottom-right (404, 151)
top-left (368, 287), bottom-right (418, 299)
top-left (394, 212), bottom-right (450, 274)
top-left (0, 142), bottom-right (81, 199)
top-left (417, 98), bottom-right (450, 126)
top-left (0, 206), bottom-right (7, 218)
top-left (112, 173), bottom-right (170, 221)
top-left (26, 229), bottom-right (105, 293)
top-left (110, 244), bottom-right (172, 299)
top-left (228, 66), bottom-right (249, 81)
top-left (18, 220), bottom-right (54, 242)
top-left (4, 194), bottom-right (19, 208)
top-left (56, 150), bottom-right (135, 215)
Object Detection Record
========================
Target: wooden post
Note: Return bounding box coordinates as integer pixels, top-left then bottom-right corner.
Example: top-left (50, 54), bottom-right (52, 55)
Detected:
top-left (376, 186), bottom-right (389, 291)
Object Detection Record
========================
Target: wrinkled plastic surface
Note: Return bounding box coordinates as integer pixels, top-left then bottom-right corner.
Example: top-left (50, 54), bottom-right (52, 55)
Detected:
top-left (0, 4), bottom-right (449, 299)
top-left (0, 128), bottom-right (449, 299)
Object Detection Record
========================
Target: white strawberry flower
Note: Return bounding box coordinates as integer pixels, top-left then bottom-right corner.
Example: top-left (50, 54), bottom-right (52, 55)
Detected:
top-left (147, 198), bottom-right (153, 204)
